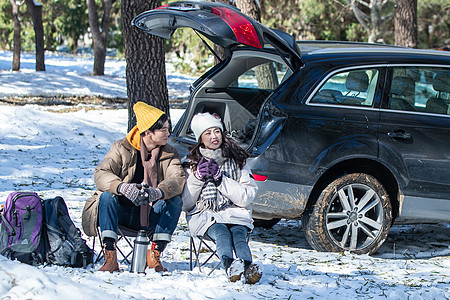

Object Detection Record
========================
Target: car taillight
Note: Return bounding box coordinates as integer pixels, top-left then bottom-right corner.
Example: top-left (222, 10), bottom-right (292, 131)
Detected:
top-left (155, 4), bottom-right (169, 9)
top-left (212, 7), bottom-right (262, 49)
top-left (252, 174), bottom-right (268, 181)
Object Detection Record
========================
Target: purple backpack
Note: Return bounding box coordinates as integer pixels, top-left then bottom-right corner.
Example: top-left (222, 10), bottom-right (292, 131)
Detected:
top-left (0, 192), bottom-right (47, 265)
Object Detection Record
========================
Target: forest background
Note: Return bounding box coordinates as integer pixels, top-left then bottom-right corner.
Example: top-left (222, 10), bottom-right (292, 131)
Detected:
top-left (1, 0), bottom-right (449, 75)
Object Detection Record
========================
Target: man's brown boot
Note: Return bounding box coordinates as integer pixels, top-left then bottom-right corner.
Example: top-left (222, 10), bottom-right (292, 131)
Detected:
top-left (147, 249), bottom-right (167, 272)
top-left (98, 249), bottom-right (119, 273)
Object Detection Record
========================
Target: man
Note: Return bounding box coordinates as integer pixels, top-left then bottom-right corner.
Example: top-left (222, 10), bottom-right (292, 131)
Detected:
top-left (82, 102), bottom-right (185, 273)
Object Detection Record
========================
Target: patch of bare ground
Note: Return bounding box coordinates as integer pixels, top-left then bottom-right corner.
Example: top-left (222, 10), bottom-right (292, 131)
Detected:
top-left (0, 95), bottom-right (187, 112)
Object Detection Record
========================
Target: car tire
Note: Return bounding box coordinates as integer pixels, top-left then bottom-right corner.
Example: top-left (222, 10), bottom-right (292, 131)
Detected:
top-left (303, 173), bottom-right (392, 255)
top-left (253, 218), bottom-right (281, 229)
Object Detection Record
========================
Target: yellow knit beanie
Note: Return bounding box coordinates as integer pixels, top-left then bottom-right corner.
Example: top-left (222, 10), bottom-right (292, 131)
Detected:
top-left (133, 101), bottom-right (165, 133)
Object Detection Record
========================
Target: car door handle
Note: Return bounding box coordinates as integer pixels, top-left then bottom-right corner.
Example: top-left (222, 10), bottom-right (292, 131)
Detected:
top-left (387, 131), bottom-right (412, 140)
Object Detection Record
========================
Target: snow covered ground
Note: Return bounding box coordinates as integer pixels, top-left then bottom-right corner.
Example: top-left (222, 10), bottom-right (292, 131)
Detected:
top-left (0, 51), bottom-right (449, 300)
top-left (0, 50), bottom-right (193, 101)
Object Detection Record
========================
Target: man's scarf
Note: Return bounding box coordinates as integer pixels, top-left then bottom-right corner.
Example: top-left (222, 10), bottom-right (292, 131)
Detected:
top-left (139, 135), bottom-right (160, 227)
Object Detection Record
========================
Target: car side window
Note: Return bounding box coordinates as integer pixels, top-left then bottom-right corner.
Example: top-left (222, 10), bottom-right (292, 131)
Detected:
top-left (387, 67), bottom-right (450, 115)
top-left (232, 62), bottom-right (288, 90)
top-left (309, 69), bottom-right (379, 107)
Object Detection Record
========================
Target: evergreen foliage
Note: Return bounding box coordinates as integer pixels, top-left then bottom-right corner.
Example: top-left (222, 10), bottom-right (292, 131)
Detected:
top-left (0, 0), bottom-right (448, 71)
top-left (417, 0), bottom-right (450, 49)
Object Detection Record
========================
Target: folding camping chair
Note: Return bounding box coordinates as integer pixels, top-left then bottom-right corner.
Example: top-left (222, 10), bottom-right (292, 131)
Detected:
top-left (94, 226), bottom-right (153, 264)
top-left (189, 230), bottom-right (252, 275)
top-left (189, 235), bottom-right (221, 275)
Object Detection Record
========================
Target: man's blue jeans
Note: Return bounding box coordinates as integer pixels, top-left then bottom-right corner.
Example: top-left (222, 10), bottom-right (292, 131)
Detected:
top-left (98, 192), bottom-right (182, 242)
top-left (206, 223), bottom-right (252, 264)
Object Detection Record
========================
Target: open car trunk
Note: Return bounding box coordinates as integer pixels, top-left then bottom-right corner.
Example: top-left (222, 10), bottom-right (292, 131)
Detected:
top-left (133, 1), bottom-right (302, 70)
top-left (132, 0), bottom-right (300, 156)
top-left (170, 49), bottom-right (292, 156)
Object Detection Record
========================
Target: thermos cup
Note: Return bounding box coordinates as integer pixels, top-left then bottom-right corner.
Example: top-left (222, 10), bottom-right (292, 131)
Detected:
top-left (130, 230), bottom-right (149, 273)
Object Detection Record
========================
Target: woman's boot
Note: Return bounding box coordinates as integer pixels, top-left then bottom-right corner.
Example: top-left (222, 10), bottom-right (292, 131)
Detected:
top-left (243, 260), bottom-right (262, 284)
top-left (227, 258), bottom-right (244, 282)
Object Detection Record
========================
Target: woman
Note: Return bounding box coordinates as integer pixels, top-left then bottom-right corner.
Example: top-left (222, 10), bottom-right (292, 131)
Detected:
top-left (182, 112), bottom-right (262, 284)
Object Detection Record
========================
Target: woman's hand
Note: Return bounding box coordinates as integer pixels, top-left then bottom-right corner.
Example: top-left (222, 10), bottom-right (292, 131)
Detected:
top-left (194, 157), bottom-right (222, 183)
top-left (195, 157), bottom-right (210, 180)
top-left (208, 158), bottom-right (222, 182)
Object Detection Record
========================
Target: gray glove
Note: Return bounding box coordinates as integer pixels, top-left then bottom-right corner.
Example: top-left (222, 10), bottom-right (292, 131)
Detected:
top-left (118, 183), bottom-right (149, 206)
top-left (138, 183), bottom-right (163, 203)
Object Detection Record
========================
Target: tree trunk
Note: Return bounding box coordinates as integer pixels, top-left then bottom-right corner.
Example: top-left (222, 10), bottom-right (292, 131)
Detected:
top-left (255, 64), bottom-right (278, 90)
top-left (236, 0), bottom-right (260, 21)
top-left (394, 0), bottom-right (418, 48)
top-left (87, 0), bottom-right (113, 75)
top-left (236, 0), bottom-right (278, 90)
top-left (71, 38), bottom-right (79, 55)
top-left (122, 0), bottom-right (169, 131)
top-left (369, 3), bottom-right (382, 43)
top-left (10, 0), bottom-right (21, 71)
top-left (347, 0), bottom-right (385, 43)
top-left (213, 45), bottom-right (227, 65)
top-left (25, 0), bottom-right (46, 71)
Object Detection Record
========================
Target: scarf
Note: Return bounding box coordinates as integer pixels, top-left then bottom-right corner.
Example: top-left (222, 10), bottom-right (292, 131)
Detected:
top-left (195, 148), bottom-right (241, 213)
top-left (139, 135), bottom-right (160, 227)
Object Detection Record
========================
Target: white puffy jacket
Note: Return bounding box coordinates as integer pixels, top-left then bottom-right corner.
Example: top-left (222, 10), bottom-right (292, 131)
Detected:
top-left (182, 163), bottom-right (258, 237)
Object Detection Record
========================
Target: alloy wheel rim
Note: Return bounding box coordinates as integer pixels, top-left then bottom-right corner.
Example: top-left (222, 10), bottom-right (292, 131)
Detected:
top-left (326, 183), bottom-right (384, 251)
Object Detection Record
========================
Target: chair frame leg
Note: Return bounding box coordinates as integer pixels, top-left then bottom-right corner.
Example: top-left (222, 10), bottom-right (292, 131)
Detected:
top-left (95, 227), bottom-right (155, 265)
top-left (190, 236), bottom-right (221, 275)
top-left (189, 233), bottom-right (251, 276)
top-left (94, 227), bottom-right (136, 265)
top-left (94, 229), bottom-right (105, 264)
top-left (116, 227), bottom-right (134, 264)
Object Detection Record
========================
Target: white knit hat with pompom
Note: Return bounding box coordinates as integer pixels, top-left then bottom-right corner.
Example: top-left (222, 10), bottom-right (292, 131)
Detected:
top-left (190, 112), bottom-right (223, 141)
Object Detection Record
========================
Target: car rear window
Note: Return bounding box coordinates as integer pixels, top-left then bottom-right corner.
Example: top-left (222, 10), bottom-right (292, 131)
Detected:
top-left (231, 61), bottom-right (289, 89)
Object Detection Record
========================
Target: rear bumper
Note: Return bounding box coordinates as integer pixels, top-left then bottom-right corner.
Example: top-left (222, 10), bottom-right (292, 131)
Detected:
top-left (252, 179), bottom-right (312, 220)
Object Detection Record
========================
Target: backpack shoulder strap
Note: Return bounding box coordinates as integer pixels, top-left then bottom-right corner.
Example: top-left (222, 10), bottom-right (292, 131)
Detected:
top-left (1, 214), bottom-right (15, 235)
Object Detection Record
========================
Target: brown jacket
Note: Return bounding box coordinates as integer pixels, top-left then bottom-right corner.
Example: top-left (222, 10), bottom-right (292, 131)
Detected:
top-left (81, 138), bottom-right (185, 236)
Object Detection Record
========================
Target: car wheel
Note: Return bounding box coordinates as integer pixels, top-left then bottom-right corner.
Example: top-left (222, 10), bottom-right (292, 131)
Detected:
top-left (304, 173), bottom-right (392, 255)
top-left (253, 218), bottom-right (281, 229)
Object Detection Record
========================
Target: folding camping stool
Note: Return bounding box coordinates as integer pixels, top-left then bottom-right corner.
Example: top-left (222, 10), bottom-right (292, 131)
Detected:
top-left (94, 226), bottom-right (153, 264)
top-left (189, 231), bottom-right (252, 275)
top-left (189, 235), bottom-right (221, 275)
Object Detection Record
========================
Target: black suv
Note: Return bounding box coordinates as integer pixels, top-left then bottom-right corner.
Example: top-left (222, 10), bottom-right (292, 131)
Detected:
top-left (133, 1), bottom-right (450, 254)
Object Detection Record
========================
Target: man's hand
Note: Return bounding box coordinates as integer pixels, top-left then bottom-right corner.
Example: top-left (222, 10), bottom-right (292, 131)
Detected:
top-left (139, 185), bottom-right (163, 203)
top-left (118, 183), bottom-right (144, 206)
top-left (118, 183), bottom-right (152, 206)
